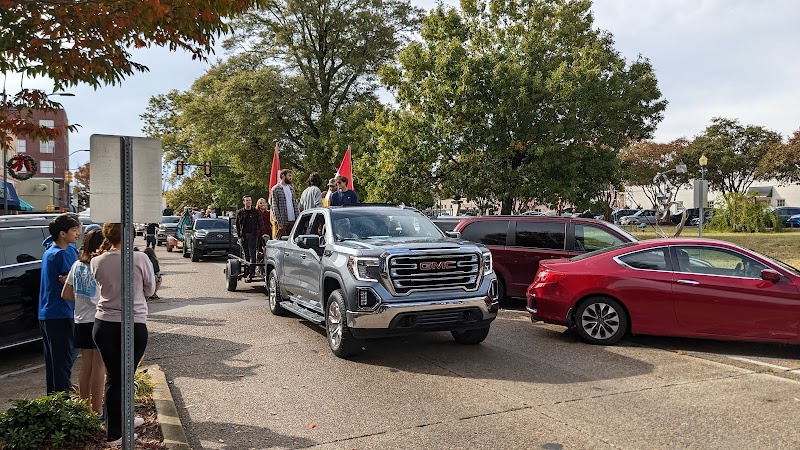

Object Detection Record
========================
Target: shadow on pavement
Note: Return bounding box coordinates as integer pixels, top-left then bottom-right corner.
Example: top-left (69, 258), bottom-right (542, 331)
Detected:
top-left (626, 335), bottom-right (800, 360)
top-left (147, 297), bottom-right (261, 315)
top-left (185, 419), bottom-right (316, 449)
top-left (146, 330), bottom-right (262, 382)
top-left (147, 315), bottom-right (227, 327)
top-left (301, 313), bottom-right (656, 384)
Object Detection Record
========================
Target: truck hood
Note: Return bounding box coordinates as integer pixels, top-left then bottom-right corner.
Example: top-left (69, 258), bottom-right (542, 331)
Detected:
top-left (336, 237), bottom-right (485, 253)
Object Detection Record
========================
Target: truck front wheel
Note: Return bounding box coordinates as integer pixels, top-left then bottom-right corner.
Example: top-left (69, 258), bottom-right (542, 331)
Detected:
top-left (451, 327), bottom-right (490, 345)
top-left (326, 290), bottom-right (363, 358)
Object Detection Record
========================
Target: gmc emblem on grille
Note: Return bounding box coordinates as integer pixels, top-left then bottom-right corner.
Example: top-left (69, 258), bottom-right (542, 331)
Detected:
top-left (419, 261), bottom-right (457, 270)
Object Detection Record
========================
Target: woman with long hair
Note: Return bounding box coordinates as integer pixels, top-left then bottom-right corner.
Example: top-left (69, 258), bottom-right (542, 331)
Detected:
top-left (90, 223), bottom-right (155, 445)
top-left (255, 197), bottom-right (271, 277)
top-left (61, 229), bottom-right (105, 414)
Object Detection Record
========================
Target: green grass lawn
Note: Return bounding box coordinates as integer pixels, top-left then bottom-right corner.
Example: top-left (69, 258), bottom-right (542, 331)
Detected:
top-left (625, 227), bottom-right (800, 269)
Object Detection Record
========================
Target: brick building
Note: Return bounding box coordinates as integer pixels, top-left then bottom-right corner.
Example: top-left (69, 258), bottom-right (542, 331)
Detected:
top-left (8, 109), bottom-right (71, 211)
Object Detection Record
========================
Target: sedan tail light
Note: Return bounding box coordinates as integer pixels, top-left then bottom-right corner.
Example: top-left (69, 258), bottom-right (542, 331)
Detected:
top-left (535, 269), bottom-right (566, 284)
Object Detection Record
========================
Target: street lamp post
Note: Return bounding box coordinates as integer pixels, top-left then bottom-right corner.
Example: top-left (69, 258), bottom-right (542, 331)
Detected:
top-left (61, 149), bottom-right (89, 212)
top-left (698, 154), bottom-right (708, 237)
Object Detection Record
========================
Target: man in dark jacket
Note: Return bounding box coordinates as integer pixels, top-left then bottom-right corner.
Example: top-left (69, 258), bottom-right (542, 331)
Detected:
top-left (329, 175), bottom-right (359, 206)
top-left (236, 195), bottom-right (261, 281)
top-left (145, 222), bottom-right (158, 249)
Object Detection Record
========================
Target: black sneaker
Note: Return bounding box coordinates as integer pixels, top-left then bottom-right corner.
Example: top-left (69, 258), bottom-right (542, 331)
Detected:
top-left (149, 294), bottom-right (160, 300)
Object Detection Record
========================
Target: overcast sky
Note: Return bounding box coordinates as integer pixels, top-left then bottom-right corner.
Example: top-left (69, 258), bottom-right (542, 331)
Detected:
top-left (10, 0), bottom-right (800, 170)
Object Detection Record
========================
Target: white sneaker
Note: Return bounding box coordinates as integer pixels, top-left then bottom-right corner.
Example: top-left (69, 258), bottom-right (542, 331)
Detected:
top-left (106, 433), bottom-right (138, 447)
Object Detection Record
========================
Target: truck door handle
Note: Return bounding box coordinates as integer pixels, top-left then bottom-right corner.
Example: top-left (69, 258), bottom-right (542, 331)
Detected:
top-left (285, 252), bottom-right (291, 257)
top-left (676, 279), bottom-right (700, 285)
top-left (301, 253), bottom-right (307, 259)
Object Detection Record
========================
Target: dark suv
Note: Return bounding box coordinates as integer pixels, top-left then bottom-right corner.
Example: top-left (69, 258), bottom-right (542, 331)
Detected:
top-left (0, 214), bottom-right (99, 350)
top-left (183, 217), bottom-right (239, 261)
top-left (453, 216), bottom-right (637, 299)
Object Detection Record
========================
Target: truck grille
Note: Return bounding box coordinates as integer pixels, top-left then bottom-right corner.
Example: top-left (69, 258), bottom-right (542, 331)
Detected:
top-left (205, 232), bottom-right (230, 243)
top-left (387, 252), bottom-right (481, 294)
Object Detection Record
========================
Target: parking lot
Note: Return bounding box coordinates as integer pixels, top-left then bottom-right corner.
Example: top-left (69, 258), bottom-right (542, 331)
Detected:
top-left (2, 236), bottom-right (800, 449)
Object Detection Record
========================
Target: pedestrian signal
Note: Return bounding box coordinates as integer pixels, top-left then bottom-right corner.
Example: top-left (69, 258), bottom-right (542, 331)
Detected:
top-left (176, 161), bottom-right (184, 175)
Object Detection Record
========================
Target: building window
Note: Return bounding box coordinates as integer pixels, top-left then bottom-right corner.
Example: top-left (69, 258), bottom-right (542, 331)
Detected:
top-left (40, 160), bottom-right (54, 174)
top-left (777, 199), bottom-right (786, 207)
top-left (16, 138), bottom-right (26, 152)
top-left (40, 140), bottom-right (55, 153)
top-left (39, 119), bottom-right (55, 128)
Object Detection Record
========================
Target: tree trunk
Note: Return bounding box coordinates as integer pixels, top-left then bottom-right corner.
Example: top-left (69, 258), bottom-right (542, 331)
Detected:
top-left (501, 196), bottom-right (513, 215)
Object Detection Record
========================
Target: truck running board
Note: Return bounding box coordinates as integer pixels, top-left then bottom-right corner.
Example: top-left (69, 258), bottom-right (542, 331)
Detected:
top-left (280, 301), bottom-right (325, 324)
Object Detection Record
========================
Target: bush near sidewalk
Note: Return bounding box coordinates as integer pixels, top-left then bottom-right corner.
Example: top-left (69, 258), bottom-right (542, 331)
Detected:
top-left (0, 392), bottom-right (102, 450)
top-left (0, 370), bottom-right (165, 450)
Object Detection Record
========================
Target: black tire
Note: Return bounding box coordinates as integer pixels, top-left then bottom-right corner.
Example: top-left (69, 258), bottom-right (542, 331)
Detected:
top-left (166, 243), bottom-right (173, 253)
top-left (496, 276), bottom-right (506, 301)
top-left (191, 244), bottom-right (200, 262)
top-left (325, 290), bottom-right (363, 358)
top-left (574, 296), bottom-right (628, 345)
top-left (451, 326), bottom-right (490, 345)
top-left (266, 270), bottom-right (289, 316)
top-left (225, 259), bottom-right (239, 292)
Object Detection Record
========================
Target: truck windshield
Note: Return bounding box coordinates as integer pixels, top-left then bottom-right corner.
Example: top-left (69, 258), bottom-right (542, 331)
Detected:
top-left (194, 219), bottom-right (230, 230)
top-left (330, 208), bottom-right (444, 240)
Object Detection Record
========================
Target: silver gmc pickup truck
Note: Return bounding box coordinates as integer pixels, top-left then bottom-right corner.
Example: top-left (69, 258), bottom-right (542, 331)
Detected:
top-left (264, 205), bottom-right (499, 358)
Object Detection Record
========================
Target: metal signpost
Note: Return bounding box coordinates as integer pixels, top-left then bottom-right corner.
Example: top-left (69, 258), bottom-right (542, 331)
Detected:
top-left (120, 137), bottom-right (135, 448)
top-left (91, 134), bottom-right (161, 448)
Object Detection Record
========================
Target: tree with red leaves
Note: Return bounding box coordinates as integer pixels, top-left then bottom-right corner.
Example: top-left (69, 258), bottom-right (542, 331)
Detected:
top-left (0, 0), bottom-right (263, 150)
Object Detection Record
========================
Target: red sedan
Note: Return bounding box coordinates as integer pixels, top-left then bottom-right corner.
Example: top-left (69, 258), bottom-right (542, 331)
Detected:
top-left (527, 238), bottom-right (800, 345)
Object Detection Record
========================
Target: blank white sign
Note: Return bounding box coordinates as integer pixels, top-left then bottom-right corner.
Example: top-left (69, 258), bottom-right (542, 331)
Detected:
top-left (90, 135), bottom-right (163, 223)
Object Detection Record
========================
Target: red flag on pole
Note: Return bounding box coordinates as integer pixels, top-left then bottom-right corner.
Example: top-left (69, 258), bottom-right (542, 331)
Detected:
top-left (335, 145), bottom-right (354, 190)
top-left (269, 142), bottom-right (281, 191)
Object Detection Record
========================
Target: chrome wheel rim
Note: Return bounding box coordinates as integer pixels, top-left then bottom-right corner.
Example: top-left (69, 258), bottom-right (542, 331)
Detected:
top-left (268, 274), bottom-right (277, 310)
top-left (581, 302), bottom-right (620, 340)
top-left (327, 301), bottom-right (342, 350)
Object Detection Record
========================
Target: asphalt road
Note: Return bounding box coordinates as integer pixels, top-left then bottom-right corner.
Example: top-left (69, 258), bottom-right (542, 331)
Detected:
top-left (2, 235), bottom-right (800, 449)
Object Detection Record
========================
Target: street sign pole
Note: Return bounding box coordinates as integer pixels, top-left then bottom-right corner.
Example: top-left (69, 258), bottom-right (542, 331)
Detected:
top-left (120, 137), bottom-right (135, 448)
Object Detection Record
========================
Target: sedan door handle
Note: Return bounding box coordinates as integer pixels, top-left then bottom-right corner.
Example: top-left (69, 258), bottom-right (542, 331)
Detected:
top-left (676, 279), bottom-right (700, 285)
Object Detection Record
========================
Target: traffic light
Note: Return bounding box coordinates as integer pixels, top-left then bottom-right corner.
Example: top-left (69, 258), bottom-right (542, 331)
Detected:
top-left (176, 160), bottom-right (184, 175)
top-left (65, 171), bottom-right (73, 183)
top-left (204, 160), bottom-right (212, 177)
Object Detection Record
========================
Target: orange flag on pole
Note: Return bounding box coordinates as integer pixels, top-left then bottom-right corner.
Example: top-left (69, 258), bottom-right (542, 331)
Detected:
top-left (269, 142), bottom-right (281, 191)
top-left (336, 145), bottom-right (354, 190)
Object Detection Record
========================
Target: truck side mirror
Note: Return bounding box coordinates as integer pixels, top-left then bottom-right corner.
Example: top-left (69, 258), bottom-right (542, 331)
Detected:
top-left (445, 231), bottom-right (461, 239)
top-left (297, 234), bottom-right (321, 250)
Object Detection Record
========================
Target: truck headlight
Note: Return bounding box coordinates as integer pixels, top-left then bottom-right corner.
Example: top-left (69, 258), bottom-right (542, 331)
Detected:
top-left (348, 256), bottom-right (380, 281)
top-left (482, 251), bottom-right (493, 275)
top-left (195, 232), bottom-right (207, 238)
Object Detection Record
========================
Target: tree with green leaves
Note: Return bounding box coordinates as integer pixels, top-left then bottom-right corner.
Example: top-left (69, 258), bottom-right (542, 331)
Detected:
top-left (684, 118), bottom-right (783, 196)
top-left (377, 0), bottom-right (666, 214)
top-left (758, 129), bottom-right (800, 185)
top-left (143, 0), bottom-right (421, 200)
top-left (620, 138), bottom-right (691, 209)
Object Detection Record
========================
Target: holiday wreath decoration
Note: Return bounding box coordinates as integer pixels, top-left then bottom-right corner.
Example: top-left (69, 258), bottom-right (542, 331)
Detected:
top-left (6, 154), bottom-right (38, 181)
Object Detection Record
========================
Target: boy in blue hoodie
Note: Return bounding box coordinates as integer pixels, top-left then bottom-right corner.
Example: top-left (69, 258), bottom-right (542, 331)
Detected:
top-left (39, 213), bottom-right (82, 394)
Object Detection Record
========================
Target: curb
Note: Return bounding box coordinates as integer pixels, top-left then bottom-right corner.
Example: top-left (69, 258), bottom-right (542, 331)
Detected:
top-left (146, 364), bottom-right (191, 450)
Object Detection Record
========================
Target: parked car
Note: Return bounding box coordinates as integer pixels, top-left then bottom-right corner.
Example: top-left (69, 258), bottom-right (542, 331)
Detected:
top-left (787, 214), bottom-right (800, 228)
top-left (134, 222), bottom-right (146, 236)
top-left (0, 213), bottom-right (100, 350)
top-left (611, 208), bottom-right (640, 224)
top-left (182, 217), bottom-right (239, 261)
top-left (453, 216), bottom-right (637, 299)
top-left (618, 209), bottom-right (657, 226)
top-left (689, 211), bottom-right (714, 227)
top-left (772, 206), bottom-right (800, 227)
top-left (527, 238), bottom-right (800, 345)
top-left (156, 215), bottom-right (181, 246)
